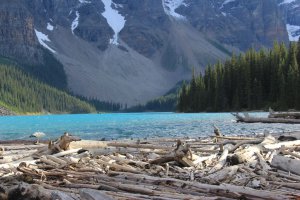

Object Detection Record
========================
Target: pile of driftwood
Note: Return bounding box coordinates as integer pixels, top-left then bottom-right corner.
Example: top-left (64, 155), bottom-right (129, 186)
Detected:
top-left (233, 109), bottom-right (300, 124)
top-left (1, 130), bottom-right (300, 200)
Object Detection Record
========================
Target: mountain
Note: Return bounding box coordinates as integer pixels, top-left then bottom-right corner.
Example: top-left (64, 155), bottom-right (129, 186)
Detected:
top-left (277, 0), bottom-right (300, 41)
top-left (0, 0), bottom-right (297, 106)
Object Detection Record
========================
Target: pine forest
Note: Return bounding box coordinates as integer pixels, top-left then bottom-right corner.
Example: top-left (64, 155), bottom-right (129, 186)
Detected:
top-left (178, 40), bottom-right (300, 112)
top-left (0, 64), bottom-right (96, 114)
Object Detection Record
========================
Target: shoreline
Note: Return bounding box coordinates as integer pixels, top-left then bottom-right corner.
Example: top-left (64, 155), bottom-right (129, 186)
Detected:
top-left (1, 131), bottom-right (300, 199)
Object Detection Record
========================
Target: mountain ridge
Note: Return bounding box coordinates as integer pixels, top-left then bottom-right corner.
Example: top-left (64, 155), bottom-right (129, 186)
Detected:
top-left (0, 0), bottom-right (299, 106)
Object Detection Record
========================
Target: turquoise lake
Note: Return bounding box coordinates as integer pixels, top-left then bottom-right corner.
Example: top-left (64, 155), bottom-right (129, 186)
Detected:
top-left (0, 112), bottom-right (300, 141)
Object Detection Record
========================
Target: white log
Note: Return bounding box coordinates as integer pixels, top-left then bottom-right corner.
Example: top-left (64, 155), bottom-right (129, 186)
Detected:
top-left (208, 149), bottom-right (228, 174)
top-left (107, 142), bottom-right (171, 150)
top-left (69, 140), bottom-right (108, 149)
top-left (264, 140), bottom-right (300, 149)
top-left (193, 154), bottom-right (217, 166)
top-left (52, 148), bottom-right (82, 157)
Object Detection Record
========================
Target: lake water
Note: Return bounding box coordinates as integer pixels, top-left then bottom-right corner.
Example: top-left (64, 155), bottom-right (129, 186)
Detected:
top-left (0, 112), bottom-right (300, 141)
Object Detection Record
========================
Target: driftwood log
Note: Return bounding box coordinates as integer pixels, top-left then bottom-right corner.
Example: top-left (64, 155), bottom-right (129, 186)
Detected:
top-left (268, 109), bottom-right (300, 119)
top-left (232, 113), bottom-right (300, 124)
top-left (271, 155), bottom-right (300, 175)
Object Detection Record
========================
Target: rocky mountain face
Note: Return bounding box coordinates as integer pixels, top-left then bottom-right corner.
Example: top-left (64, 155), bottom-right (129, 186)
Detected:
top-left (0, 0), bottom-right (297, 106)
top-left (0, 1), bottom-right (43, 64)
top-left (182, 0), bottom-right (288, 50)
top-left (277, 0), bottom-right (300, 41)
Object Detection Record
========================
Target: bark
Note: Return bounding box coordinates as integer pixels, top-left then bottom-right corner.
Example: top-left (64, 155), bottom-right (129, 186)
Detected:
top-left (271, 155), bottom-right (300, 175)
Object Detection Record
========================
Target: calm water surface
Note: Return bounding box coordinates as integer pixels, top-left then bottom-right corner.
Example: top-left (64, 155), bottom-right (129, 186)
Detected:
top-left (0, 112), bottom-right (300, 140)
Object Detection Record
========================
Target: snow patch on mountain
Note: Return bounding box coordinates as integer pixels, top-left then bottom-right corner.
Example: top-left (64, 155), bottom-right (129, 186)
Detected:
top-left (112, 2), bottom-right (123, 9)
top-left (286, 24), bottom-right (300, 41)
top-left (279, 0), bottom-right (296, 5)
top-left (47, 22), bottom-right (54, 31)
top-left (101, 0), bottom-right (126, 45)
top-left (71, 11), bottom-right (80, 35)
top-left (162, 0), bottom-right (186, 19)
top-left (34, 29), bottom-right (56, 53)
top-left (220, 0), bottom-right (236, 9)
top-left (78, 0), bottom-right (91, 3)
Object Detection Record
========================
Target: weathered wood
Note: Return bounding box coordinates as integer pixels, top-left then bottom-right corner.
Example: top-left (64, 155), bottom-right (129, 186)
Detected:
top-left (96, 158), bottom-right (141, 173)
top-left (264, 140), bottom-right (300, 149)
top-left (107, 142), bottom-right (171, 150)
top-left (269, 111), bottom-right (300, 119)
top-left (271, 182), bottom-right (300, 190)
top-left (79, 188), bottom-right (115, 200)
top-left (109, 171), bottom-right (290, 199)
top-left (232, 113), bottom-right (300, 124)
top-left (49, 133), bottom-right (81, 153)
top-left (46, 155), bottom-right (67, 165)
top-left (205, 165), bottom-right (239, 183)
top-left (149, 155), bottom-right (174, 165)
top-left (269, 171), bottom-right (300, 182)
top-left (40, 156), bottom-right (60, 167)
top-left (51, 191), bottom-right (75, 200)
top-left (109, 155), bottom-right (150, 168)
top-left (215, 136), bottom-right (256, 140)
top-left (149, 140), bottom-right (192, 165)
top-left (279, 148), bottom-right (300, 159)
top-left (52, 148), bottom-right (82, 157)
top-left (213, 125), bottom-right (222, 137)
top-left (208, 149), bottom-right (228, 173)
top-left (271, 155), bottom-right (300, 175)
top-left (3, 132), bottom-right (300, 200)
top-left (69, 140), bottom-right (108, 149)
top-left (228, 145), bottom-right (262, 165)
top-left (229, 139), bottom-right (263, 153)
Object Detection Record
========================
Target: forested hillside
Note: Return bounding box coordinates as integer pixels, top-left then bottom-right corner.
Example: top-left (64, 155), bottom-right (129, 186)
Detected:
top-left (178, 40), bottom-right (300, 112)
top-left (125, 81), bottom-right (185, 112)
top-left (0, 64), bottom-right (95, 114)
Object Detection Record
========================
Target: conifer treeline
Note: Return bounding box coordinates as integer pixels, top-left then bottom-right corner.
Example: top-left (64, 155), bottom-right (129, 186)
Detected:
top-left (178, 40), bottom-right (300, 112)
top-left (0, 64), bottom-right (96, 113)
top-left (77, 96), bottom-right (122, 112)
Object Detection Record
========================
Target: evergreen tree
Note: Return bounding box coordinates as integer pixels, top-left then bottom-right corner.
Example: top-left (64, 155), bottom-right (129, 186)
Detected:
top-left (297, 38), bottom-right (300, 67)
top-left (178, 82), bottom-right (188, 112)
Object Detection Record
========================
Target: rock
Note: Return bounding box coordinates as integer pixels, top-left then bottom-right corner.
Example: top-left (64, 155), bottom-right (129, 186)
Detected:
top-left (0, 2), bottom-right (43, 65)
top-left (0, 106), bottom-right (15, 116)
top-left (182, 0), bottom-right (288, 51)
